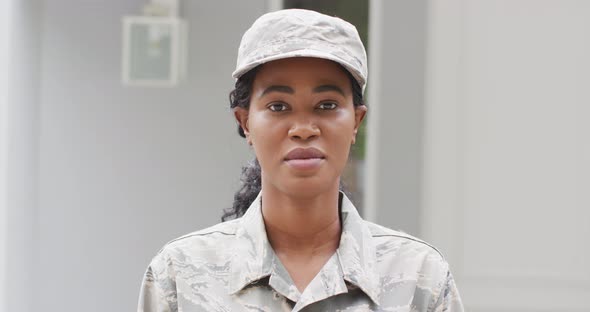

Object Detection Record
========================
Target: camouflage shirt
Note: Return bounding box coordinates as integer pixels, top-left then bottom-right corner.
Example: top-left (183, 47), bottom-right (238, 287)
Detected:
top-left (137, 192), bottom-right (464, 312)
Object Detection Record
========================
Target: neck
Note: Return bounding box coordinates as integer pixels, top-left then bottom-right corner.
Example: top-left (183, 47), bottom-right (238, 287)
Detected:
top-left (261, 183), bottom-right (342, 255)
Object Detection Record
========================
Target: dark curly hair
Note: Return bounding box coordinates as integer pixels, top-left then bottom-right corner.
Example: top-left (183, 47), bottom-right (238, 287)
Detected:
top-left (221, 64), bottom-right (365, 221)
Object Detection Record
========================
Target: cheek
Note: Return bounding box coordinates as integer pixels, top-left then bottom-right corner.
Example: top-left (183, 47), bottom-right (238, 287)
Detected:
top-left (248, 113), bottom-right (286, 161)
top-left (331, 132), bottom-right (354, 161)
top-left (331, 111), bottom-right (357, 140)
top-left (324, 116), bottom-right (356, 162)
top-left (249, 114), bottom-right (281, 141)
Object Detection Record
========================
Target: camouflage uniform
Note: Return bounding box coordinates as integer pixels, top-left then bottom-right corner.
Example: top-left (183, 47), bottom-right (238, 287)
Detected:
top-left (137, 192), bottom-right (464, 311)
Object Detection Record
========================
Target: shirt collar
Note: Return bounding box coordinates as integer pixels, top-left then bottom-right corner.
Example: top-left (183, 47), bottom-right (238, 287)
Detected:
top-left (228, 191), bottom-right (273, 294)
top-left (228, 191), bottom-right (380, 305)
top-left (337, 191), bottom-right (381, 304)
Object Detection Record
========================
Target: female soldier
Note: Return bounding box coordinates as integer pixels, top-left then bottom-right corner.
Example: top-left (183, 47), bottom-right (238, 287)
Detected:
top-left (138, 9), bottom-right (463, 312)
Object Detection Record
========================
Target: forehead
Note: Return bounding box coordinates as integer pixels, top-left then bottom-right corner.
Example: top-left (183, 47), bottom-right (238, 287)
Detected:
top-left (253, 57), bottom-right (351, 88)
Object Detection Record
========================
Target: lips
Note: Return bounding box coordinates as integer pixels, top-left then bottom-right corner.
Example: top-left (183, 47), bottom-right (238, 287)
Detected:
top-left (284, 148), bottom-right (325, 171)
top-left (284, 147), bottom-right (325, 161)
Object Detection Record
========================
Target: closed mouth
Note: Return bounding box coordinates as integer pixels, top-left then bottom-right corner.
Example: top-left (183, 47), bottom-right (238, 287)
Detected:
top-left (284, 147), bottom-right (325, 161)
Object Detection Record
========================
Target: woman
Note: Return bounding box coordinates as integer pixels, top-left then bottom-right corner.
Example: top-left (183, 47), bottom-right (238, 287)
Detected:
top-left (138, 9), bottom-right (463, 312)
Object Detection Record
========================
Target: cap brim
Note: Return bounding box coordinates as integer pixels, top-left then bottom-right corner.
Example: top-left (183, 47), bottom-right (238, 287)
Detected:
top-left (232, 48), bottom-right (366, 91)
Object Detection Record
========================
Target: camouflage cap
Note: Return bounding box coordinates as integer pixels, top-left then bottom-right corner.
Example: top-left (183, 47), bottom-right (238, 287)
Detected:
top-left (233, 9), bottom-right (368, 92)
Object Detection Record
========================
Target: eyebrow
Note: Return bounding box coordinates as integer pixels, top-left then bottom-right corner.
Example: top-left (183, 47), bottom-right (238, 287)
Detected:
top-left (261, 84), bottom-right (345, 97)
top-left (261, 85), bottom-right (294, 96)
top-left (313, 84), bottom-right (345, 96)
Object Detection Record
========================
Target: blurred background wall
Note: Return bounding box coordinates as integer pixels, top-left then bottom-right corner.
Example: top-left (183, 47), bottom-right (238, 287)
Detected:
top-left (1, 0), bottom-right (589, 311)
top-left (419, 1), bottom-right (590, 311)
top-left (35, 1), bottom-right (269, 311)
top-left (3, 0), bottom-right (265, 311)
top-left (1, 0), bottom-right (42, 311)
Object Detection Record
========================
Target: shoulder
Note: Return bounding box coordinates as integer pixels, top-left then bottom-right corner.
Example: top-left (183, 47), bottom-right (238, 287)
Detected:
top-left (365, 221), bottom-right (444, 255)
top-left (363, 220), bottom-right (449, 273)
top-left (363, 221), bottom-right (455, 308)
top-left (362, 221), bottom-right (462, 310)
top-left (163, 219), bottom-right (239, 249)
top-left (148, 219), bottom-right (240, 270)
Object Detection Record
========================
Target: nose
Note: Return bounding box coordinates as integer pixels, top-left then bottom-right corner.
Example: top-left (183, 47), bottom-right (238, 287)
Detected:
top-left (288, 117), bottom-right (320, 141)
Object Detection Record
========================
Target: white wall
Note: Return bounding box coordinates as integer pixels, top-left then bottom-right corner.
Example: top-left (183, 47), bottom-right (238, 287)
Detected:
top-left (0, 0), bottom-right (11, 309)
top-left (1, 0), bottom-right (42, 311)
top-left (34, 1), bottom-right (266, 311)
top-left (422, 0), bottom-right (590, 311)
top-left (365, 0), bottom-right (428, 236)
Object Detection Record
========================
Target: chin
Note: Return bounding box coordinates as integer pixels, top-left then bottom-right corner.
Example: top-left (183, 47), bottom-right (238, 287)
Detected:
top-left (276, 176), bottom-right (338, 199)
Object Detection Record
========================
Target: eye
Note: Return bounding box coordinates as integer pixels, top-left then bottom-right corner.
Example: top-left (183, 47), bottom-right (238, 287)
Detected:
top-left (318, 102), bottom-right (338, 110)
top-left (268, 102), bottom-right (289, 112)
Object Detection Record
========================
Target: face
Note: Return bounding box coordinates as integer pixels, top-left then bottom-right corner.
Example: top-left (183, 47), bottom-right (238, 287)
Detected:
top-left (234, 57), bottom-right (367, 198)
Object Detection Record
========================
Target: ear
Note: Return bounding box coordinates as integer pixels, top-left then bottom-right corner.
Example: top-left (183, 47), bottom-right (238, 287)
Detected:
top-left (233, 107), bottom-right (252, 144)
top-left (352, 105), bottom-right (367, 144)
